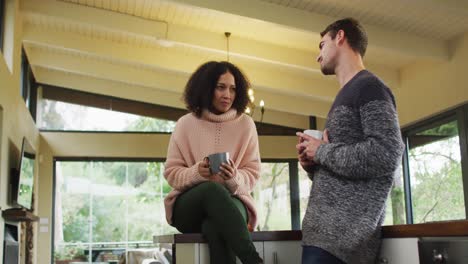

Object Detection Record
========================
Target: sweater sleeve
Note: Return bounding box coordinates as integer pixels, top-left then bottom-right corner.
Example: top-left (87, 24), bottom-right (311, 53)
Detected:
top-left (164, 124), bottom-right (208, 191)
top-left (315, 93), bottom-right (405, 180)
top-left (225, 121), bottom-right (261, 195)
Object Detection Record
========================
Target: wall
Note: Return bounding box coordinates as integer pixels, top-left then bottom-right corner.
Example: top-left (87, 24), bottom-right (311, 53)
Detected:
top-left (397, 33), bottom-right (468, 126)
top-left (0, 0), bottom-right (40, 263)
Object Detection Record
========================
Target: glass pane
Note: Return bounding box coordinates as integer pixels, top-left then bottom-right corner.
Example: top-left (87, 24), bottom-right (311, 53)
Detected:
top-left (91, 162), bottom-right (127, 244)
top-left (254, 162), bottom-right (291, 231)
top-left (55, 162), bottom-right (91, 263)
top-left (54, 244), bottom-right (90, 263)
top-left (39, 99), bottom-right (176, 132)
top-left (408, 120), bottom-right (465, 223)
top-left (384, 164), bottom-right (406, 225)
top-left (54, 161), bottom-right (173, 264)
top-left (128, 162), bottom-right (177, 242)
top-left (298, 163), bottom-right (312, 226)
top-left (56, 162), bottom-right (91, 243)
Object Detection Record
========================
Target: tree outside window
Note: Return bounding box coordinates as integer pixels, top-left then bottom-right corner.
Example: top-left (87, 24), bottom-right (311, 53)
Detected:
top-left (408, 120), bottom-right (465, 223)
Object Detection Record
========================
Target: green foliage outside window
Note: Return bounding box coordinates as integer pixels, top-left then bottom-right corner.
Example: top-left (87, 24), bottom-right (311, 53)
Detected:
top-left (55, 160), bottom-right (175, 263)
top-left (254, 162), bottom-right (291, 231)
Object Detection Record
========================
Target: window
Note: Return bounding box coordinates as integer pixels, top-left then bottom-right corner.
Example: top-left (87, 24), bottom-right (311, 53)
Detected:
top-left (20, 48), bottom-right (37, 120)
top-left (298, 164), bottom-right (311, 226)
top-left (406, 119), bottom-right (465, 223)
top-left (400, 103), bottom-right (468, 224)
top-left (384, 164), bottom-right (406, 225)
top-left (38, 85), bottom-right (180, 132)
top-left (54, 159), bottom-right (305, 263)
top-left (39, 99), bottom-right (176, 132)
top-left (38, 85), bottom-right (302, 135)
top-left (0, 0), bottom-right (5, 52)
top-left (253, 160), bottom-right (303, 231)
top-left (255, 162), bottom-right (291, 231)
top-left (53, 160), bottom-right (176, 263)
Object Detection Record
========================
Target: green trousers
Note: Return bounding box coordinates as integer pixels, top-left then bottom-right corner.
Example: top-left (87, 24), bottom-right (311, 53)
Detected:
top-left (172, 182), bottom-right (262, 264)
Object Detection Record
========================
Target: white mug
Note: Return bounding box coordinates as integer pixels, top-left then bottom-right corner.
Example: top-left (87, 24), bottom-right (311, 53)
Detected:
top-left (303, 129), bottom-right (323, 140)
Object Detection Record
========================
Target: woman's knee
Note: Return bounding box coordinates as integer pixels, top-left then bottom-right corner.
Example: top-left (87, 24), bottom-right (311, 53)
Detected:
top-left (197, 181), bottom-right (229, 194)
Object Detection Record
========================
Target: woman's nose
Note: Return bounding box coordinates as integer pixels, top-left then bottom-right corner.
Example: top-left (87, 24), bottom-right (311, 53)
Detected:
top-left (222, 91), bottom-right (231, 98)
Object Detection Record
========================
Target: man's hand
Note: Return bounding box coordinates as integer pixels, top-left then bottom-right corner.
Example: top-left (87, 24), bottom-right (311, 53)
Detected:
top-left (198, 157), bottom-right (212, 179)
top-left (299, 154), bottom-right (316, 173)
top-left (296, 130), bottom-right (329, 171)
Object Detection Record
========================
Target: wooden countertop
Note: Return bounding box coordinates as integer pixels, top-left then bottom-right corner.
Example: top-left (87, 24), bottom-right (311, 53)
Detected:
top-left (381, 220), bottom-right (468, 238)
top-left (154, 230), bottom-right (302, 244)
top-left (154, 221), bottom-right (468, 244)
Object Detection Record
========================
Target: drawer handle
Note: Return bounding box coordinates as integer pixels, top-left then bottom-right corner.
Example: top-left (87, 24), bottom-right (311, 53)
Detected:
top-left (432, 249), bottom-right (444, 263)
top-left (378, 258), bottom-right (388, 264)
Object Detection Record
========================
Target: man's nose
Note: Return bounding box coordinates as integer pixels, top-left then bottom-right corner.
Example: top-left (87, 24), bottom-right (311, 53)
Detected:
top-left (316, 55), bottom-right (322, 63)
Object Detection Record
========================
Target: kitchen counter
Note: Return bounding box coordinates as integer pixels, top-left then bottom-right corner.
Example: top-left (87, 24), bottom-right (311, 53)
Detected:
top-left (154, 220), bottom-right (468, 244)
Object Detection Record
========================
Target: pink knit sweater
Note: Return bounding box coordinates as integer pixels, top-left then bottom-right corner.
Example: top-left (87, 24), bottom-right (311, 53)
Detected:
top-left (164, 109), bottom-right (261, 229)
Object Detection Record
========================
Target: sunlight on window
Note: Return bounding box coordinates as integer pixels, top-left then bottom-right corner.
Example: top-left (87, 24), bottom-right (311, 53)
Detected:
top-left (39, 99), bottom-right (176, 132)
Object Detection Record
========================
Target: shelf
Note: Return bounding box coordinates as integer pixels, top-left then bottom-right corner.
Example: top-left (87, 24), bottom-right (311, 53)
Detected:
top-left (2, 208), bottom-right (39, 222)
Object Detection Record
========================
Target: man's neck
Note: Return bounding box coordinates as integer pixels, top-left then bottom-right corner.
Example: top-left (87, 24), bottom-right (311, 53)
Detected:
top-left (335, 53), bottom-right (365, 88)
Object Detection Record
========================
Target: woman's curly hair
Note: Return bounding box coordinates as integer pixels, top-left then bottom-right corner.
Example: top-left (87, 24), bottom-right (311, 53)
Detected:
top-left (183, 61), bottom-right (251, 117)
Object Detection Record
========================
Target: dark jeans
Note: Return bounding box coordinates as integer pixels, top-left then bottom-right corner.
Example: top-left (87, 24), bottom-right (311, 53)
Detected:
top-left (172, 182), bottom-right (262, 264)
top-left (302, 246), bottom-right (346, 264)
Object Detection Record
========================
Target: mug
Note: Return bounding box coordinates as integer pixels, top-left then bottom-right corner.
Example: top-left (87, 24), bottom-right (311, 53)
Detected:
top-left (208, 152), bottom-right (230, 174)
top-left (303, 129), bottom-right (323, 140)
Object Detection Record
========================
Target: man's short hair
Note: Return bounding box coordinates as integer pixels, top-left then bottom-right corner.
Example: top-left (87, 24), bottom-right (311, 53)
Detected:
top-left (321, 18), bottom-right (368, 57)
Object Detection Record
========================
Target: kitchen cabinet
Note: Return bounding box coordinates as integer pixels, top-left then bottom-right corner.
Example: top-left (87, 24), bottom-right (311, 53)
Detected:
top-left (377, 238), bottom-right (419, 264)
top-left (263, 241), bottom-right (301, 264)
top-left (183, 241), bottom-right (297, 264)
top-left (154, 222), bottom-right (468, 264)
top-left (198, 241), bottom-right (264, 264)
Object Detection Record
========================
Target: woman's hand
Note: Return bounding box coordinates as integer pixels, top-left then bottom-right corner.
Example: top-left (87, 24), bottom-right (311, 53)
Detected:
top-left (218, 159), bottom-right (236, 180)
top-left (198, 157), bottom-right (212, 179)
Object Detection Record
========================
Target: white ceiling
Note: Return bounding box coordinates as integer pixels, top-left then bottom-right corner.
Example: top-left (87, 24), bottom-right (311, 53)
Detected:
top-left (20, 0), bottom-right (468, 119)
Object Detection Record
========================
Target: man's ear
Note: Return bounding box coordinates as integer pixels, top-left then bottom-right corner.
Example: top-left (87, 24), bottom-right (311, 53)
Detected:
top-left (336, 29), bottom-right (346, 46)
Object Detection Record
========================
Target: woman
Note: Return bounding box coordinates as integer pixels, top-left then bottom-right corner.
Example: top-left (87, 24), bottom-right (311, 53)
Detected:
top-left (164, 61), bottom-right (263, 264)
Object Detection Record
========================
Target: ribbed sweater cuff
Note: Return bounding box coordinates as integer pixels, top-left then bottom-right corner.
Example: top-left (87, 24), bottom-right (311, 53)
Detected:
top-left (314, 143), bottom-right (326, 165)
top-left (191, 162), bottom-right (209, 184)
top-left (225, 168), bottom-right (240, 193)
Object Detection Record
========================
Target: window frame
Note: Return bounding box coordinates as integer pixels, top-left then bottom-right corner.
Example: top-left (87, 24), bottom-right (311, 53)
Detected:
top-left (20, 47), bottom-right (37, 121)
top-left (401, 102), bottom-right (468, 224)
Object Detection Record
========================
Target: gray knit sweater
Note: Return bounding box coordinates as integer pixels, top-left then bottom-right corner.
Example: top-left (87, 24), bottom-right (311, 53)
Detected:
top-left (302, 70), bottom-right (405, 264)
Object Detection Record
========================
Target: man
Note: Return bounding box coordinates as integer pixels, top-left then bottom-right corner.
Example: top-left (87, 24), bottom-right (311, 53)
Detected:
top-left (296, 18), bottom-right (405, 264)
